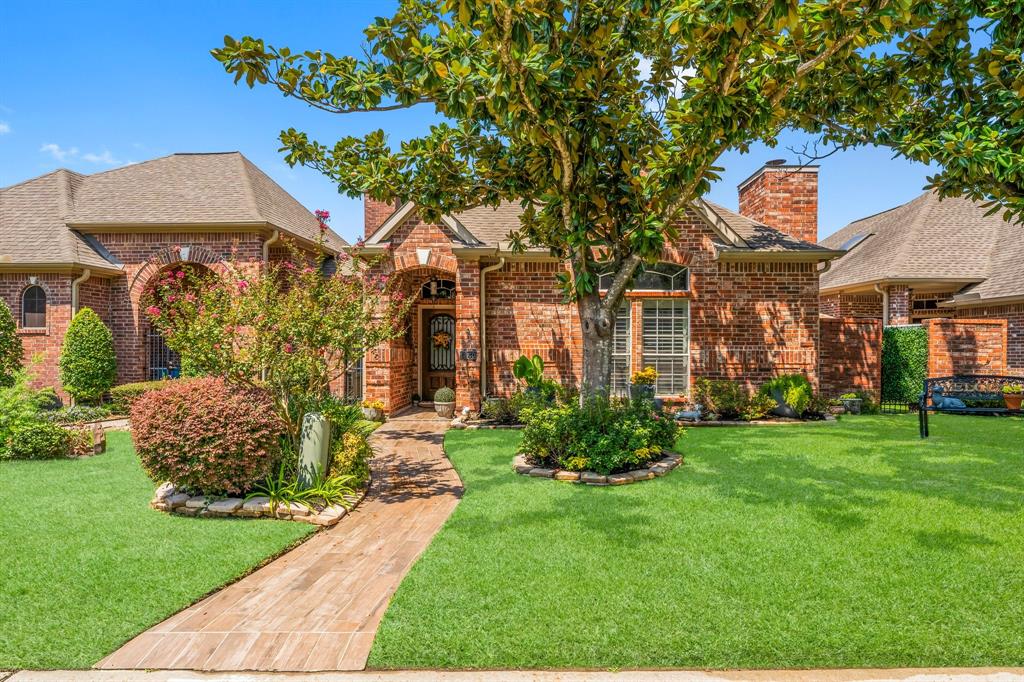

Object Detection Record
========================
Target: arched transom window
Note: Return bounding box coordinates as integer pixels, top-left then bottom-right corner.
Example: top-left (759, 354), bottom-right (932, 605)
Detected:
top-left (22, 285), bottom-right (47, 328)
top-left (599, 263), bottom-right (689, 293)
top-left (421, 278), bottom-right (456, 301)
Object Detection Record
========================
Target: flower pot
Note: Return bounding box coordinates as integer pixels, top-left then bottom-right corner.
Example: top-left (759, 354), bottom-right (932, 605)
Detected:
top-left (1004, 393), bottom-right (1023, 411)
top-left (840, 398), bottom-right (863, 415)
top-left (630, 384), bottom-right (656, 401)
top-left (361, 407), bottom-right (384, 421)
top-left (769, 389), bottom-right (799, 418)
top-left (434, 401), bottom-right (456, 419)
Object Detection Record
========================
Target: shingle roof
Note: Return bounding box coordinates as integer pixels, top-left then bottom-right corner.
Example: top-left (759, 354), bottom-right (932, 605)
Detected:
top-left (820, 191), bottom-right (1019, 302)
top-left (0, 152), bottom-right (346, 270)
top-left (0, 170), bottom-right (118, 270)
top-left (440, 198), bottom-right (835, 256)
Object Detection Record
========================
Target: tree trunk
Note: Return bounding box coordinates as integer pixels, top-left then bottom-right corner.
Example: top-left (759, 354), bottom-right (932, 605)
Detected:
top-left (579, 291), bottom-right (615, 398)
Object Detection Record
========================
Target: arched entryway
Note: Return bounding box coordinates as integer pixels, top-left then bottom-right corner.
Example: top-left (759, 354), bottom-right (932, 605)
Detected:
top-left (141, 262), bottom-right (215, 380)
top-left (415, 274), bottom-right (457, 401)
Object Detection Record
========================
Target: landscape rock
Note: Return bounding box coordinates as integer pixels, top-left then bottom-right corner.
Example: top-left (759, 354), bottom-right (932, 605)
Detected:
top-left (242, 496), bottom-right (271, 514)
top-left (581, 472), bottom-right (608, 485)
top-left (528, 468), bottom-right (555, 478)
top-left (154, 482), bottom-right (176, 501)
top-left (607, 473), bottom-right (632, 485)
top-left (185, 496), bottom-right (209, 509)
top-left (167, 493), bottom-right (190, 509)
top-left (554, 470), bottom-right (580, 482)
top-left (630, 469), bottom-right (655, 481)
top-left (207, 498), bottom-right (244, 514)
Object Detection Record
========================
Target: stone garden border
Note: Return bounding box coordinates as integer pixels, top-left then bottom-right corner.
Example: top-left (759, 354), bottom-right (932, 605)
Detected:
top-left (512, 451), bottom-right (683, 486)
top-left (150, 484), bottom-right (367, 527)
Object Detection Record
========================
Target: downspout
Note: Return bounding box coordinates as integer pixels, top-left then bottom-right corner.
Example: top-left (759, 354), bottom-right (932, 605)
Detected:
top-left (479, 257), bottom-right (506, 401)
top-left (71, 269), bottom-right (91, 313)
top-left (262, 229), bottom-right (281, 264)
top-left (874, 283), bottom-right (889, 326)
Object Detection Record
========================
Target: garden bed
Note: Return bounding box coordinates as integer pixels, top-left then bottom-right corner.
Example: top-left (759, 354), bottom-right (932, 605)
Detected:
top-left (512, 451), bottom-right (682, 485)
top-left (685, 415), bottom-right (839, 427)
top-left (150, 483), bottom-right (367, 526)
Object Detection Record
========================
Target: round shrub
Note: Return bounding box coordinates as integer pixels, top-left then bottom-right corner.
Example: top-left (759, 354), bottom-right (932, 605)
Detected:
top-left (434, 386), bottom-right (455, 403)
top-left (4, 421), bottom-right (71, 460)
top-left (0, 300), bottom-right (22, 389)
top-left (130, 377), bottom-right (285, 494)
top-left (59, 308), bottom-right (117, 403)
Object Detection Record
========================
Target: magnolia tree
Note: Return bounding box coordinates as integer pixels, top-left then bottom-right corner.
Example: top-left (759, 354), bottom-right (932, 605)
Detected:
top-left (213, 0), bottom-right (1023, 396)
top-left (146, 221), bottom-right (412, 444)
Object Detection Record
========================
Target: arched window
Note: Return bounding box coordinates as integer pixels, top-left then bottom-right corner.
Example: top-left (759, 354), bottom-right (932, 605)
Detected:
top-left (599, 263), bottom-right (689, 293)
top-left (22, 285), bottom-right (47, 328)
top-left (421, 278), bottom-right (456, 300)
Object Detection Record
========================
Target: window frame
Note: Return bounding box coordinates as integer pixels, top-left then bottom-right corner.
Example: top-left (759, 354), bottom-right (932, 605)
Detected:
top-left (640, 298), bottom-right (691, 397)
top-left (610, 302), bottom-right (631, 398)
top-left (598, 262), bottom-right (690, 294)
top-left (21, 285), bottom-right (47, 329)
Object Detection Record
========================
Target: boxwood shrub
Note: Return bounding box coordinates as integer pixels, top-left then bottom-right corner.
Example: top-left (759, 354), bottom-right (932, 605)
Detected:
top-left (882, 325), bottom-right (928, 403)
top-left (130, 377), bottom-right (285, 494)
top-left (59, 308), bottom-right (117, 403)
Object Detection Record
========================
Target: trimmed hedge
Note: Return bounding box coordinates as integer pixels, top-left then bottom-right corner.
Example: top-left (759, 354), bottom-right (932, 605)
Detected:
top-left (109, 379), bottom-right (182, 414)
top-left (59, 308), bottom-right (117, 403)
top-left (0, 300), bottom-right (22, 389)
top-left (882, 326), bottom-right (928, 403)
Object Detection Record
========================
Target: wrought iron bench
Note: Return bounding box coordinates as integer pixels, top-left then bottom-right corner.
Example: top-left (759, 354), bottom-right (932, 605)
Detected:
top-left (918, 375), bottom-right (1022, 438)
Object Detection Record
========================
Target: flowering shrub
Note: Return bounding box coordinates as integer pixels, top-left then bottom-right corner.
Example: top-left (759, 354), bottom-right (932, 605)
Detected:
top-left (145, 228), bottom-right (411, 448)
top-left (362, 399), bottom-right (385, 411)
top-left (130, 377), bottom-right (286, 494)
top-left (59, 307), bottom-right (117, 403)
top-left (0, 300), bottom-right (22, 389)
top-left (518, 397), bottom-right (679, 475)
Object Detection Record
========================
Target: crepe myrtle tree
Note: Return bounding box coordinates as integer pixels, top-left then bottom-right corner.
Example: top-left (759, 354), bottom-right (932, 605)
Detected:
top-left (213, 0), bottom-right (1024, 397)
top-left (145, 219), bottom-right (413, 445)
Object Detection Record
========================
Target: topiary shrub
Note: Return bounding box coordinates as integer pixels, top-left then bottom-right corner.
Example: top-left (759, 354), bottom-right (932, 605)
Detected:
top-left (130, 377), bottom-right (286, 495)
top-left (882, 325), bottom-right (928, 403)
top-left (59, 308), bottom-right (117, 403)
top-left (758, 374), bottom-right (813, 416)
top-left (0, 300), bottom-right (22, 389)
top-left (330, 431), bottom-right (372, 488)
top-left (434, 386), bottom-right (455, 403)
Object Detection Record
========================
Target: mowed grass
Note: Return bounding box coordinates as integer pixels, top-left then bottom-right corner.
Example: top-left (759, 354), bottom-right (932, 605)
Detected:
top-left (369, 414), bottom-right (1024, 670)
top-left (0, 431), bottom-right (313, 670)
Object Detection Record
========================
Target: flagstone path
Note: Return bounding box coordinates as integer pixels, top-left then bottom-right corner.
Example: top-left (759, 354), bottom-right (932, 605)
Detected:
top-left (96, 409), bottom-right (459, 672)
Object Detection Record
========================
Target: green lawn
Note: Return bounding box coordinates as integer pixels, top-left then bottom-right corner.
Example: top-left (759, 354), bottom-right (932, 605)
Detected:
top-left (0, 431), bottom-right (314, 670)
top-left (369, 414), bottom-right (1024, 670)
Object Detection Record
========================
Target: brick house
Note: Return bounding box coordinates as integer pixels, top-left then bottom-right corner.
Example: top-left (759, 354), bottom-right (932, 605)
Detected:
top-left (820, 191), bottom-right (1024, 375)
top-left (359, 162), bottom-right (844, 413)
top-left (0, 152), bottom-right (347, 397)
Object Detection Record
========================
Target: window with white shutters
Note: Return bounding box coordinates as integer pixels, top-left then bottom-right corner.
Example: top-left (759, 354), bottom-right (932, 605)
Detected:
top-left (641, 299), bottom-right (690, 396)
top-left (610, 304), bottom-right (631, 397)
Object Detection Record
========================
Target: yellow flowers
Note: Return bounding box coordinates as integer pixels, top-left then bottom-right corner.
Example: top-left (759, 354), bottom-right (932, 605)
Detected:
top-left (631, 366), bottom-right (659, 386)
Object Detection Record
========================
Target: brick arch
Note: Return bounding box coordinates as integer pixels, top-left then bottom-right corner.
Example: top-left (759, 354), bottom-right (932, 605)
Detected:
top-left (129, 245), bottom-right (228, 299)
top-left (393, 250), bottom-right (458, 276)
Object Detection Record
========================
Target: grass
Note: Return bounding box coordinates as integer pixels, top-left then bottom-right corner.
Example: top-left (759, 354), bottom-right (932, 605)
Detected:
top-left (369, 414), bottom-right (1024, 670)
top-left (0, 431), bottom-right (314, 670)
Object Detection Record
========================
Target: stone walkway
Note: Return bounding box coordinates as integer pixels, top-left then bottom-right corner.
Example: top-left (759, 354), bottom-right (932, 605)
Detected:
top-left (96, 410), bottom-right (460, 672)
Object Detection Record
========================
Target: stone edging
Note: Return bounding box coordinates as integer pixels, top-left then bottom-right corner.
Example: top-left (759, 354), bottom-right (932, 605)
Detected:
top-left (150, 484), bottom-right (367, 527)
top-left (512, 451), bottom-right (682, 486)
top-left (685, 416), bottom-right (838, 428)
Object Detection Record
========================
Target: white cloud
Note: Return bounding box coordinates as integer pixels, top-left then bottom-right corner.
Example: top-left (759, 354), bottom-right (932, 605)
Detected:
top-left (40, 143), bottom-right (79, 162)
top-left (0, 122), bottom-right (10, 135)
top-left (81, 150), bottom-right (119, 165)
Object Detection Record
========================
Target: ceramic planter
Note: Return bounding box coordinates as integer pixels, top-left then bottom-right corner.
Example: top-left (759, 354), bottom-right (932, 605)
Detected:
top-left (630, 383), bottom-right (656, 401)
top-left (361, 407), bottom-right (384, 421)
top-left (1004, 393), bottom-right (1023, 411)
top-left (840, 398), bottom-right (863, 415)
top-left (434, 401), bottom-right (456, 419)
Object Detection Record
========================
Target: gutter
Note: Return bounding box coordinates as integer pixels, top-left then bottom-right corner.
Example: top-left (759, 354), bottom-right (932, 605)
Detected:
top-left (262, 229), bottom-right (280, 264)
top-left (874, 283), bottom-right (889, 326)
top-left (479, 257), bottom-right (506, 400)
top-left (71, 269), bottom-right (91, 313)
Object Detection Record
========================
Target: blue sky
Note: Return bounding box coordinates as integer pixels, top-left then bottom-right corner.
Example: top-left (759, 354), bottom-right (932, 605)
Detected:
top-left (0, 0), bottom-right (935, 242)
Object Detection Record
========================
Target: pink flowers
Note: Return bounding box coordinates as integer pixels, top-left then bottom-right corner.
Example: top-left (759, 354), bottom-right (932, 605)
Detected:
top-left (145, 305), bottom-right (161, 317)
top-left (315, 209), bottom-right (331, 233)
top-left (176, 270), bottom-right (185, 279)
top-left (237, 279), bottom-right (249, 292)
top-left (283, 342), bottom-right (294, 354)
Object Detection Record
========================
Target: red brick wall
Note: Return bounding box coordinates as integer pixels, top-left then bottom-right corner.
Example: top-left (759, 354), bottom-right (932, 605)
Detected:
top-left (0, 273), bottom-right (73, 394)
top-left (951, 303), bottom-right (1024, 375)
top-left (364, 197), bottom-right (396, 239)
top-left (819, 317), bottom-right (882, 399)
top-left (820, 293), bottom-right (882, 318)
top-left (925, 318), bottom-right (1009, 377)
top-left (737, 166), bottom-right (819, 243)
top-left (887, 285), bottom-right (911, 325)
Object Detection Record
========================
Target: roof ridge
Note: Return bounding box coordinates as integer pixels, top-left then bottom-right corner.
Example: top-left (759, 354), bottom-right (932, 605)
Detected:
top-left (77, 152), bottom-right (178, 180)
top-left (887, 191), bottom-right (936, 279)
top-left (0, 167), bottom-right (85, 193)
top-left (235, 153), bottom-right (266, 222)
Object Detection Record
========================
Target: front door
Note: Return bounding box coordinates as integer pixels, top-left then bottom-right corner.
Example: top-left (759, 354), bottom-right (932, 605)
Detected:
top-left (423, 310), bottom-right (455, 400)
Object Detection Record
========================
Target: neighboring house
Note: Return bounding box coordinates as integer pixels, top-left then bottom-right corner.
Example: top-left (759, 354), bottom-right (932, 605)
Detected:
top-left (821, 191), bottom-right (1024, 374)
top-left (0, 152), bottom-right (349, 397)
top-left (359, 162), bottom-right (844, 413)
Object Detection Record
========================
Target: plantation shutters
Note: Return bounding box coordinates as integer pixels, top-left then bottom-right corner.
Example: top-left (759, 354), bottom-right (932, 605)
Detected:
top-left (641, 299), bottom-right (690, 396)
top-left (610, 303), bottom-right (631, 397)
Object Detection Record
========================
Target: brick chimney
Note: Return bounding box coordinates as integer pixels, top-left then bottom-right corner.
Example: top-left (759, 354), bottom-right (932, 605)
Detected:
top-left (364, 195), bottom-right (396, 239)
top-left (737, 161), bottom-right (819, 243)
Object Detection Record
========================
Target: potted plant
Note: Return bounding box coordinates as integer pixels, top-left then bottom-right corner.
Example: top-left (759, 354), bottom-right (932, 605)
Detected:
top-left (361, 399), bottom-right (385, 421)
top-left (1003, 383), bottom-right (1023, 411)
top-left (411, 393), bottom-right (421, 407)
top-left (630, 366), bottom-right (658, 401)
top-left (839, 392), bottom-right (863, 415)
top-left (512, 354), bottom-right (545, 395)
top-left (433, 387), bottom-right (456, 419)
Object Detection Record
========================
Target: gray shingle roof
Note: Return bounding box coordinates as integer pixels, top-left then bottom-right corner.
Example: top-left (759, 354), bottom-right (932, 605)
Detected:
top-left (442, 198), bottom-right (833, 255)
top-left (820, 191), bottom-right (1020, 302)
top-left (0, 152), bottom-right (346, 270)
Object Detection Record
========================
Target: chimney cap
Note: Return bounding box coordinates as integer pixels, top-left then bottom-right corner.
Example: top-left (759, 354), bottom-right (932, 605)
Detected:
top-left (765, 158), bottom-right (787, 166)
top-left (736, 161), bottom-right (819, 192)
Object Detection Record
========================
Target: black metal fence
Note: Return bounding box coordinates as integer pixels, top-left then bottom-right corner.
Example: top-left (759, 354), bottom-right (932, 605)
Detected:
top-left (880, 400), bottom-right (916, 415)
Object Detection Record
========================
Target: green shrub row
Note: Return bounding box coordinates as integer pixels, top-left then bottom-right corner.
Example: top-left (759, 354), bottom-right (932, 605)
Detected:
top-left (0, 372), bottom-right (72, 461)
top-left (882, 326), bottom-right (928, 403)
top-left (109, 379), bottom-right (184, 414)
